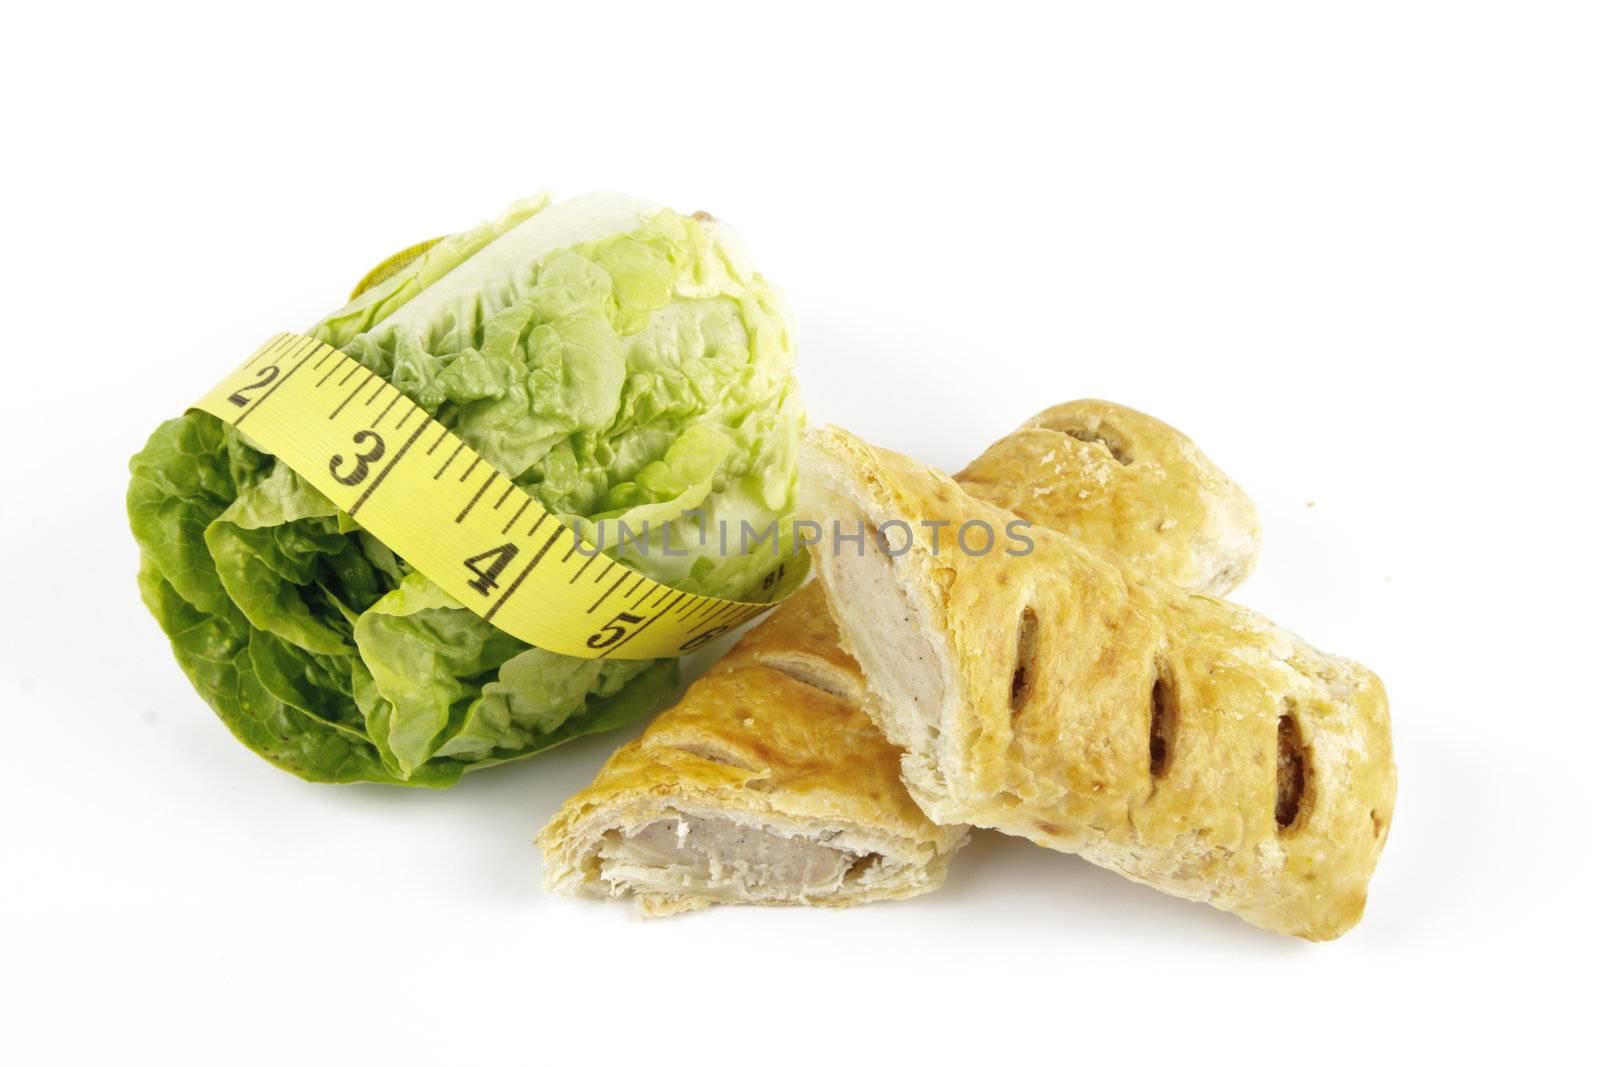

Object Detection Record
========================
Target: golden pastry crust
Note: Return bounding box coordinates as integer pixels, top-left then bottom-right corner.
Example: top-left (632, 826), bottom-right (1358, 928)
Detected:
top-left (540, 402), bottom-right (1263, 913)
top-left (724, 583), bottom-right (868, 704)
top-left (803, 426), bottom-right (1396, 940)
top-left (957, 400), bottom-right (1260, 595)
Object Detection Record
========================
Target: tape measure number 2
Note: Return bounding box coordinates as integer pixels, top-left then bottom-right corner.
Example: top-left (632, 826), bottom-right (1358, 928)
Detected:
top-left (193, 333), bottom-right (794, 660)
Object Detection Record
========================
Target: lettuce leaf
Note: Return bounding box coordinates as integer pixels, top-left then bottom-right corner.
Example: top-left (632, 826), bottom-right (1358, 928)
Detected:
top-left (128, 195), bottom-right (802, 786)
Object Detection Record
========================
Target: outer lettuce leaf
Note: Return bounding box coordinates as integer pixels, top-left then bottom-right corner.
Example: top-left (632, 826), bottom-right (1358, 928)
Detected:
top-left (315, 194), bottom-right (551, 347)
top-left (129, 197), bottom-right (801, 786)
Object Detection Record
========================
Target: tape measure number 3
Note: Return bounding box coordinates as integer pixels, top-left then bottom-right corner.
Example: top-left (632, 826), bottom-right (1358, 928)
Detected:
top-left (192, 333), bottom-right (794, 660)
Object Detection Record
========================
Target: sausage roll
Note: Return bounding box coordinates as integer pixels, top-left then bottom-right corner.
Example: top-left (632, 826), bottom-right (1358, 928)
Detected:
top-left (802, 426), bottom-right (1395, 939)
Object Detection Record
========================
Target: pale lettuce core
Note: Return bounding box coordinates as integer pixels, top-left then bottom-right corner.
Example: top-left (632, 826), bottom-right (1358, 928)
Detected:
top-left (128, 194), bottom-right (803, 786)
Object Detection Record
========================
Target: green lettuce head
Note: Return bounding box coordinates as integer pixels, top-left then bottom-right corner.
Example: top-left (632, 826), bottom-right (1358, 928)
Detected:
top-left (128, 194), bottom-right (804, 787)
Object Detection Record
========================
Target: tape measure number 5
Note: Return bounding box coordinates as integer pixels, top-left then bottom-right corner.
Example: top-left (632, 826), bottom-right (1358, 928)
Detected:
top-left (192, 333), bottom-right (794, 660)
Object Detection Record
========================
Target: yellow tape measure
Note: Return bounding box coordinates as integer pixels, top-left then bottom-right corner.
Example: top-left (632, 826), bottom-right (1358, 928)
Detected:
top-left (192, 333), bottom-right (795, 660)
top-left (348, 237), bottom-right (444, 300)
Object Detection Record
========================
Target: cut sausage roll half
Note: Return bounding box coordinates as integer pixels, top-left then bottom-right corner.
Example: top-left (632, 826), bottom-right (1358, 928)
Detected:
top-left (540, 583), bottom-right (957, 915)
top-left (802, 426), bottom-right (1396, 939)
top-left (540, 401), bottom-right (1262, 914)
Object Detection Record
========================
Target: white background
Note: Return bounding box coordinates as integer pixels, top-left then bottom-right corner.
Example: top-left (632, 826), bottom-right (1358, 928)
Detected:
top-left (3, 2), bottom-right (1594, 1063)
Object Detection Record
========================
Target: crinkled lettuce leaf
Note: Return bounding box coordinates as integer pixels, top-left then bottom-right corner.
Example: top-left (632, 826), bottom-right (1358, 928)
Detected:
top-left (129, 196), bottom-right (802, 786)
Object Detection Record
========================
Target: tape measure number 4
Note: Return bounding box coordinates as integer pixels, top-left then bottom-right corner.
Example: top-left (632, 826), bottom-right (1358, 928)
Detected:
top-left (192, 333), bottom-right (794, 660)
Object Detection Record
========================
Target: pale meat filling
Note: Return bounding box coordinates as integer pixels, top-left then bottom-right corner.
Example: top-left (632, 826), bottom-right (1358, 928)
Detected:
top-left (815, 512), bottom-right (948, 756)
top-left (597, 816), bottom-right (880, 901)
